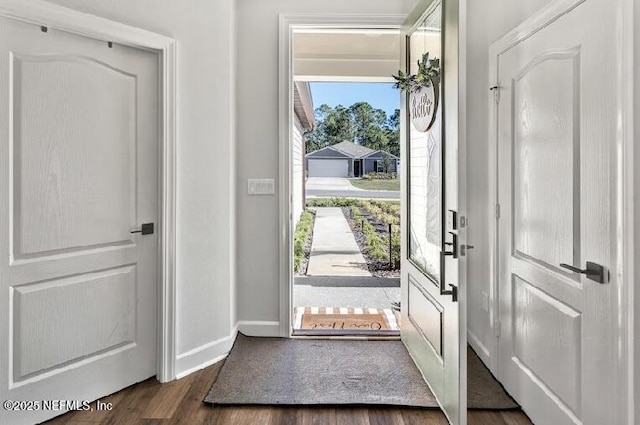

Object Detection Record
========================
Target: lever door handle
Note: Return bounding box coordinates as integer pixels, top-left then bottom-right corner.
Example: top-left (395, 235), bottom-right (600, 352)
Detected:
top-left (559, 261), bottom-right (606, 284)
top-left (441, 284), bottom-right (458, 302)
top-left (460, 244), bottom-right (475, 257)
top-left (131, 223), bottom-right (154, 235)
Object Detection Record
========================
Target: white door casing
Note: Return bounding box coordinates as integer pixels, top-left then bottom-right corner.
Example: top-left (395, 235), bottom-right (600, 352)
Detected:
top-left (400, 0), bottom-right (466, 424)
top-left (494, 0), bottom-right (631, 424)
top-left (0, 16), bottom-right (160, 425)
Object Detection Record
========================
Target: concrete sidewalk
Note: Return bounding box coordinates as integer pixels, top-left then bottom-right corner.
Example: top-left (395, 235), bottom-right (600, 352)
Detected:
top-left (306, 207), bottom-right (371, 277)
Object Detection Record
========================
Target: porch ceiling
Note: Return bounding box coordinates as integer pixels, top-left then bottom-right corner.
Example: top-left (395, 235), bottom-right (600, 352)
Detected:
top-left (293, 30), bottom-right (401, 81)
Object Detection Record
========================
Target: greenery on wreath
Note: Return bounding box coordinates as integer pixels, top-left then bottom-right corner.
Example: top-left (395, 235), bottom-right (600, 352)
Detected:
top-left (392, 52), bottom-right (440, 93)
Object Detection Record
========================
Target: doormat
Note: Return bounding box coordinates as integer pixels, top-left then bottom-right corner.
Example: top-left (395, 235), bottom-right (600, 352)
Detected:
top-left (293, 307), bottom-right (400, 336)
top-left (205, 334), bottom-right (436, 407)
top-left (204, 334), bottom-right (520, 409)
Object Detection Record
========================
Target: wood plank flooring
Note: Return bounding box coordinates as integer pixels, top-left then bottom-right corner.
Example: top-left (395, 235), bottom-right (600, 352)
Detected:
top-left (45, 360), bottom-right (533, 425)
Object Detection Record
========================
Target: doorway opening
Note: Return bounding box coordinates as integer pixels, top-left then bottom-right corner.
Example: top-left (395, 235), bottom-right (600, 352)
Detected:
top-left (290, 28), bottom-right (403, 338)
top-left (279, 11), bottom-right (533, 425)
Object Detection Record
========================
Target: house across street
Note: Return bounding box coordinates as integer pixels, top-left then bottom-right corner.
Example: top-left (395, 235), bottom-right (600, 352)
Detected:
top-left (306, 140), bottom-right (399, 178)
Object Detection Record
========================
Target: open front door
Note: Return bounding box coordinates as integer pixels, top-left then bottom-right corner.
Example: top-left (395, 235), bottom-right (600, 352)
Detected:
top-left (400, 0), bottom-right (466, 424)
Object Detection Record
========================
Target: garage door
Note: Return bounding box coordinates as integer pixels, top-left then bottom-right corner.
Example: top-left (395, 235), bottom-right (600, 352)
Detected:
top-left (308, 159), bottom-right (349, 177)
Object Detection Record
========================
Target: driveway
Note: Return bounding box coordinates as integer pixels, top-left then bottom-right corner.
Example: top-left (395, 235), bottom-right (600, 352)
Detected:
top-left (306, 177), bottom-right (400, 200)
top-left (306, 177), bottom-right (363, 191)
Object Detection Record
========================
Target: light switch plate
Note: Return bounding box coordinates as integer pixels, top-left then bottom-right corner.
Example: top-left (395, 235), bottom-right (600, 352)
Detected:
top-left (248, 179), bottom-right (275, 195)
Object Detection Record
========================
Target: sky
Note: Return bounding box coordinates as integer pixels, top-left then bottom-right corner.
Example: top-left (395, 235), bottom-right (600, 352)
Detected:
top-left (309, 82), bottom-right (400, 117)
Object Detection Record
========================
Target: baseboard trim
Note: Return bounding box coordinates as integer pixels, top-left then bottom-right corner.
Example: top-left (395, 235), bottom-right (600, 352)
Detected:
top-left (175, 325), bottom-right (239, 379)
top-left (238, 320), bottom-right (281, 337)
top-left (468, 330), bottom-right (494, 373)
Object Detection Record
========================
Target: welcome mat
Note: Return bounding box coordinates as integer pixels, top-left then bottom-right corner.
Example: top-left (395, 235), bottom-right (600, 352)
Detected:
top-left (205, 334), bottom-right (436, 407)
top-left (293, 307), bottom-right (400, 336)
top-left (204, 335), bottom-right (520, 409)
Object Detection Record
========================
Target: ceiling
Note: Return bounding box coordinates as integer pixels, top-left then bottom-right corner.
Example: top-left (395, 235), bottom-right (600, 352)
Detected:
top-left (293, 30), bottom-right (401, 82)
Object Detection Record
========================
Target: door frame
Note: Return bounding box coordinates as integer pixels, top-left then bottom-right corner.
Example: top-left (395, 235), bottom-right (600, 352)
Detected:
top-left (487, 0), bottom-right (635, 422)
top-left (0, 0), bottom-right (178, 383)
top-left (278, 13), bottom-right (405, 337)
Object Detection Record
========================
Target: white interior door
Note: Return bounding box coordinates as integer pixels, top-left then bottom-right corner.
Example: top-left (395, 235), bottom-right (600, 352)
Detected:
top-left (496, 1), bottom-right (623, 424)
top-left (0, 17), bottom-right (159, 425)
top-left (401, 0), bottom-right (466, 424)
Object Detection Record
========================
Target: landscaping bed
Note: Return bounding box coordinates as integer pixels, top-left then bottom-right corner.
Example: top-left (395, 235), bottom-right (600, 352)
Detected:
top-left (294, 210), bottom-right (315, 276)
top-left (307, 198), bottom-right (400, 277)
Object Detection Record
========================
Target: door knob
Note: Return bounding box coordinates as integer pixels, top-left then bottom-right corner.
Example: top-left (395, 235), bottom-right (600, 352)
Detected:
top-left (131, 223), bottom-right (154, 235)
top-left (559, 261), bottom-right (607, 284)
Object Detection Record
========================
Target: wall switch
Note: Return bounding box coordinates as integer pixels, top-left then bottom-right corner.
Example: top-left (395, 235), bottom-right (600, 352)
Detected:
top-left (248, 179), bottom-right (275, 195)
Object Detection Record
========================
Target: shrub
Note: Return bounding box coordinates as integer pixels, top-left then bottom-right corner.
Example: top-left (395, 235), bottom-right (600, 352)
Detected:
top-left (293, 210), bottom-right (315, 273)
top-left (351, 201), bottom-right (401, 269)
top-left (306, 197), bottom-right (361, 208)
top-left (362, 172), bottom-right (397, 180)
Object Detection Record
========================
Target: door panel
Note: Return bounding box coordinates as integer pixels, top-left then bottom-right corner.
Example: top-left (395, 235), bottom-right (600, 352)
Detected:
top-left (497, 1), bottom-right (620, 424)
top-left (0, 17), bottom-right (159, 425)
top-left (401, 0), bottom-right (465, 423)
top-left (13, 266), bottom-right (136, 380)
top-left (512, 50), bottom-right (580, 272)
top-left (13, 55), bottom-right (135, 256)
top-left (407, 277), bottom-right (443, 356)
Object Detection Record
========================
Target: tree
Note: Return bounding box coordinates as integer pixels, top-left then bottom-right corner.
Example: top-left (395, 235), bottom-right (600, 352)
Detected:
top-left (383, 109), bottom-right (400, 157)
top-left (381, 151), bottom-right (392, 173)
top-left (305, 103), bottom-right (400, 157)
top-left (348, 102), bottom-right (388, 149)
top-left (305, 104), bottom-right (354, 152)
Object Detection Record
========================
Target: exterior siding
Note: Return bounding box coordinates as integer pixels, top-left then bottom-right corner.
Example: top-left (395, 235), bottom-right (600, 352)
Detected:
top-left (292, 117), bottom-right (305, 227)
top-left (363, 157), bottom-right (398, 174)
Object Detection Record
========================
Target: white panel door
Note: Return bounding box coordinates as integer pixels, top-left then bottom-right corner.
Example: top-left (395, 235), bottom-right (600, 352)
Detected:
top-left (307, 159), bottom-right (348, 177)
top-left (0, 17), bottom-right (159, 425)
top-left (401, 0), bottom-right (466, 424)
top-left (496, 1), bottom-right (623, 424)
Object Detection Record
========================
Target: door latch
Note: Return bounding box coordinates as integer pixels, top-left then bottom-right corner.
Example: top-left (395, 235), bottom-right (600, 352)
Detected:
top-left (131, 223), bottom-right (154, 235)
top-left (559, 261), bottom-right (607, 284)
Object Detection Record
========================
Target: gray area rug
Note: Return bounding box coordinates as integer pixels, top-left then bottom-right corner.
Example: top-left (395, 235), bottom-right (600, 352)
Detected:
top-left (205, 334), bottom-right (518, 409)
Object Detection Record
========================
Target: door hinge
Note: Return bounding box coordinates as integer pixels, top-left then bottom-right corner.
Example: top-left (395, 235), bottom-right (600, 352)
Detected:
top-left (495, 203), bottom-right (501, 219)
top-left (494, 319), bottom-right (501, 337)
top-left (490, 85), bottom-right (500, 104)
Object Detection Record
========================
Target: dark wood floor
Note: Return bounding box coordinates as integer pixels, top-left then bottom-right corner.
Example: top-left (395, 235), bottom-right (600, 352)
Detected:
top-left (45, 361), bottom-right (533, 425)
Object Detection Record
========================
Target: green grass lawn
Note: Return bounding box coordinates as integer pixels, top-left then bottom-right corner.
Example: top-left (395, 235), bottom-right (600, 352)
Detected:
top-left (349, 178), bottom-right (400, 191)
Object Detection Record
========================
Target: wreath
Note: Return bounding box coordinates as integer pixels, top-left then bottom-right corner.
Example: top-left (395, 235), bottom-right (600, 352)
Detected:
top-left (392, 52), bottom-right (440, 93)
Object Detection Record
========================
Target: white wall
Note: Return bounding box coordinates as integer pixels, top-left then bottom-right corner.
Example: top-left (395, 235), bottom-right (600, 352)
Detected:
top-left (635, 0), bottom-right (639, 418)
top-left (41, 0), bottom-right (238, 377)
top-left (465, 0), bottom-right (552, 369)
top-left (236, 0), bottom-right (416, 331)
